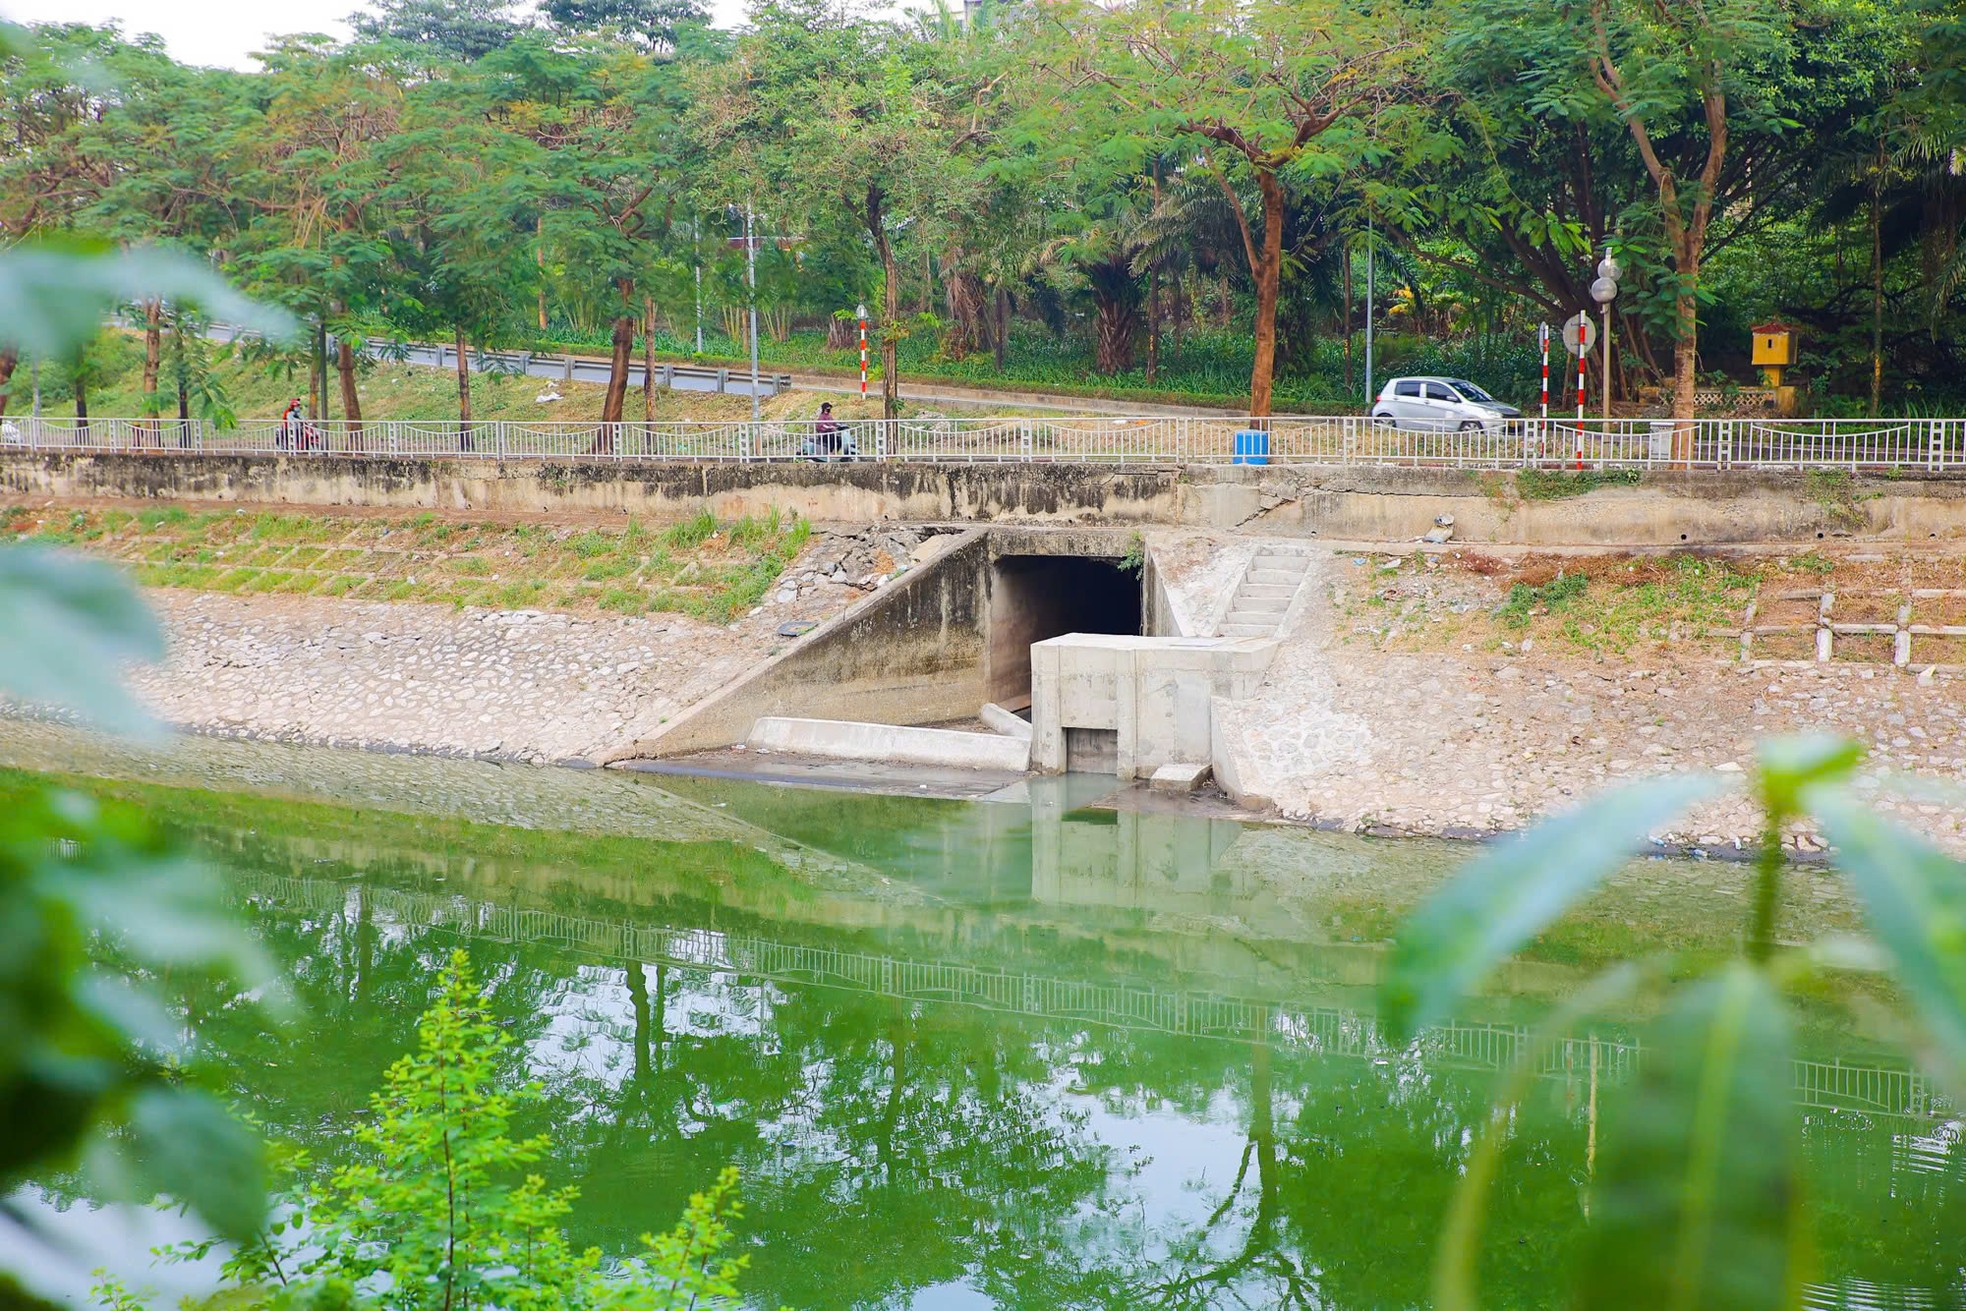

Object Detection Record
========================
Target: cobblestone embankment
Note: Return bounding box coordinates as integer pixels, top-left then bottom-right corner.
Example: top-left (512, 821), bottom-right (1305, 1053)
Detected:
top-left (125, 591), bottom-right (801, 764)
top-left (1208, 550), bottom-right (1966, 853)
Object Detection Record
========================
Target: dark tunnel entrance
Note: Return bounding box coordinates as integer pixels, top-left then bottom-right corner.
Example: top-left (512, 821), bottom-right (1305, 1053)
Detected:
top-left (987, 554), bottom-right (1143, 711)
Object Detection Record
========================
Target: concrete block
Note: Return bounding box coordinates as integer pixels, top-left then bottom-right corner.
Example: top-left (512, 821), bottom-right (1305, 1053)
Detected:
top-left (1191, 481), bottom-right (1263, 528)
top-left (1031, 634), bottom-right (1279, 780)
top-left (1149, 762), bottom-right (1212, 793)
top-left (748, 716), bottom-right (1029, 772)
top-left (980, 702), bottom-right (1034, 741)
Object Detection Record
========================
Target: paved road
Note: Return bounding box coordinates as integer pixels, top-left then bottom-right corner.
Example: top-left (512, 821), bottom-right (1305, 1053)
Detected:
top-left (207, 324), bottom-right (1242, 417)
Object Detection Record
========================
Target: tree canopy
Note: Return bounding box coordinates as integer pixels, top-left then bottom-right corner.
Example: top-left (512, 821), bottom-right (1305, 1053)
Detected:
top-left (2, 0), bottom-right (1959, 421)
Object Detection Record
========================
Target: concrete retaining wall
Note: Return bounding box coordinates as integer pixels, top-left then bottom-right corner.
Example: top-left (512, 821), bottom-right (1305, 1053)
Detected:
top-left (748, 716), bottom-right (1030, 771)
top-left (619, 529), bottom-right (993, 759)
top-left (6, 450), bottom-right (1962, 544)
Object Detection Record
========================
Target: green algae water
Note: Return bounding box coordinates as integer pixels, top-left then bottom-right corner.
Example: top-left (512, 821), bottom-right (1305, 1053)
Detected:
top-left (2, 727), bottom-right (1962, 1310)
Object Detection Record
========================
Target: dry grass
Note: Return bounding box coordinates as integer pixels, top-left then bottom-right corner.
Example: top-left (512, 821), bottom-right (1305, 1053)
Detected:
top-left (1336, 546), bottom-right (1966, 664)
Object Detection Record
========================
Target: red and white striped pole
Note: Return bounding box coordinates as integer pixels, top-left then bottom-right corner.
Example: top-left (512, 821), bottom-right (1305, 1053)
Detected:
top-left (1575, 335), bottom-right (1587, 468)
top-left (1539, 323), bottom-right (1550, 419)
top-left (857, 301), bottom-right (868, 402)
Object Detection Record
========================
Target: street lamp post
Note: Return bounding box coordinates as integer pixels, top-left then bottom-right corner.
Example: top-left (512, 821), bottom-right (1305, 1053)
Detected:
top-left (1590, 250), bottom-right (1621, 430)
top-left (746, 204), bottom-right (760, 422)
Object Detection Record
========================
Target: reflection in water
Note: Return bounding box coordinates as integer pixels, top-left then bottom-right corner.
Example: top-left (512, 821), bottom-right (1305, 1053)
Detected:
top-left (5, 734), bottom-right (1962, 1311)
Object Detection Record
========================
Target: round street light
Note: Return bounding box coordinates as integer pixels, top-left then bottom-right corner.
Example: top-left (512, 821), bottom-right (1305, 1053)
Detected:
top-left (1591, 250), bottom-right (1620, 425)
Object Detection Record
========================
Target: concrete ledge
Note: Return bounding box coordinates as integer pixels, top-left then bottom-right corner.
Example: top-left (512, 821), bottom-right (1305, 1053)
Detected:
top-left (980, 702), bottom-right (1035, 741)
top-left (748, 716), bottom-right (1031, 772)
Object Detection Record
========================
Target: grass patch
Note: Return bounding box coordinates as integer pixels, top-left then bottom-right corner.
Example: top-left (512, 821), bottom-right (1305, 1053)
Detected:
top-left (1499, 571), bottom-right (1589, 628)
top-left (598, 588), bottom-right (647, 614)
top-left (662, 510), bottom-right (718, 550)
top-left (1515, 467), bottom-right (1644, 501)
top-left (9, 503), bottom-right (816, 622)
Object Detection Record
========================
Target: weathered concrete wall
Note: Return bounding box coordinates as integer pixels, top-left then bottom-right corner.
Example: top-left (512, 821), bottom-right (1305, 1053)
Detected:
top-left (1230, 466), bottom-right (1966, 545)
top-left (0, 452), bottom-right (1187, 525)
top-left (620, 529), bottom-right (992, 759)
top-left (1030, 634), bottom-right (1277, 779)
top-left (7, 450), bottom-right (1964, 544)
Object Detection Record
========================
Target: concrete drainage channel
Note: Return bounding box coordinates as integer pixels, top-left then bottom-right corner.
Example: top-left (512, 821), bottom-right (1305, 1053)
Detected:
top-left (606, 527), bottom-right (1314, 809)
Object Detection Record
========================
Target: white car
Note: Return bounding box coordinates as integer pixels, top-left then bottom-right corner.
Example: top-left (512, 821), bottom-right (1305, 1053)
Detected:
top-left (1371, 376), bottom-right (1523, 432)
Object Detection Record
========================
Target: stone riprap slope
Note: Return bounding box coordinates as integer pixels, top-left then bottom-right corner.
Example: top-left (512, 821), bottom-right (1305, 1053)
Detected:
top-left (3, 504), bottom-right (946, 763)
top-left (128, 591), bottom-right (784, 764)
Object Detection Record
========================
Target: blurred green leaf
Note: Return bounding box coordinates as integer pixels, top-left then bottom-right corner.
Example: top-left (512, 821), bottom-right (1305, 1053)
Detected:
top-left (0, 241), bottom-right (296, 360)
top-left (1579, 964), bottom-right (1808, 1311)
top-left (129, 1086), bottom-right (267, 1242)
top-left (1755, 734), bottom-right (1864, 815)
top-left (0, 545), bottom-right (165, 737)
top-left (1434, 961), bottom-right (1647, 1311)
top-left (1812, 791), bottom-right (1966, 1090)
top-left (72, 973), bottom-right (188, 1059)
top-left (1380, 774), bottom-right (1721, 1040)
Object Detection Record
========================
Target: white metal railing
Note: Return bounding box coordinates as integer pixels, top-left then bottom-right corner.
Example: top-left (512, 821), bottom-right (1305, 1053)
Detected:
top-left (4, 413), bottom-right (1965, 471)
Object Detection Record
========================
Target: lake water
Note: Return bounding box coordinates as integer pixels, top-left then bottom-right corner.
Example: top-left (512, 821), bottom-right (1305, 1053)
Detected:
top-left (4, 727), bottom-right (1961, 1310)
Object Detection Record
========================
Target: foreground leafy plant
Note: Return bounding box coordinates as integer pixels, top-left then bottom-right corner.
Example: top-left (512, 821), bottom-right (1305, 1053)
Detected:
top-left (203, 952), bottom-right (757, 1311)
top-left (1380, 734), bottom-right (1966, 1311)
top-left (0, 544), bottom-right (280, 1297)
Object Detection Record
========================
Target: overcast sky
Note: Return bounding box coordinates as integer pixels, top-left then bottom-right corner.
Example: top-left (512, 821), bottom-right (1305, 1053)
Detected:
top-left (2, 0), bottom-right (756, 69)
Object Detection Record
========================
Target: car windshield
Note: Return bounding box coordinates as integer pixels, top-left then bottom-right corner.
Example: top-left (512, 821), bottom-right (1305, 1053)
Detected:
top-left (1450, 379), bottom-right (1496, 402)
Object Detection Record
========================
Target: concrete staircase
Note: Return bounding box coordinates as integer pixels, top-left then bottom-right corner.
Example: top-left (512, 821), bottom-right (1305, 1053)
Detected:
top-left (1216, 548), bottom-right (1312, 639)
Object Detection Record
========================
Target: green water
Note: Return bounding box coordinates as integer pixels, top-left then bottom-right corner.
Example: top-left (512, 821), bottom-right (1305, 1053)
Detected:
top-left (6, 729), bottom-right (1964, 1310)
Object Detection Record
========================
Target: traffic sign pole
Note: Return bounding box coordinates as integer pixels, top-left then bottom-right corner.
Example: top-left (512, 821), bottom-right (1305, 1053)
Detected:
top-left (857, 301), bottom-right (868, 402)
top-left (1539, 323), bottom-right (1550, 419)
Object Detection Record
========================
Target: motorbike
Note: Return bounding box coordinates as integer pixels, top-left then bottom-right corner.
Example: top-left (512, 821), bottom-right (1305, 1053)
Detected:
top-left (801, 422), bottom-right (861, 462)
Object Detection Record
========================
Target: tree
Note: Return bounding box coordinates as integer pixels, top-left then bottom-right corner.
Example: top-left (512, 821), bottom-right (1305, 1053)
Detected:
top-left (350, 0), bottom-right (526, 62)
top-left (498, 42), bottom-right (689, 434)
top-left (1040, 0), bottom-right (1414, 415)
top-left (539, 0), bottom-right (707, 53)
top-left (374, 87), bottom-right (544, 440)
top-left (1463, 0), bottom-right (1791, 430)
top-left (228, 42), bottom-right (404, 440)
top-left (691, 0), bottom-right (986, 419)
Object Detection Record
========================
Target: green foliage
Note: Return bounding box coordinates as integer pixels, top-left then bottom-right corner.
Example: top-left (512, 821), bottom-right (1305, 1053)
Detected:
top-left (1382, 733), bottom-right (1966, 1310)
top-left (660, 510), bottom-right (718, 550)
top-left (0, 547), bottom-right (277, 1255)
top-left (1379, 773), bottom-right (1722, 1040)
top-left (1581, 965), bottom-right (1807, 1311)
top-left (1515, 468), bottom-right (1644, 501)
top-left (1497, 570), bottom-right (1588, 628)
top-left (295, 951), bottom-right (589, 1310)
top-left (0, 243), bottom-right (293, 362)
top-left (211, 952), bottom-right (758, 1311)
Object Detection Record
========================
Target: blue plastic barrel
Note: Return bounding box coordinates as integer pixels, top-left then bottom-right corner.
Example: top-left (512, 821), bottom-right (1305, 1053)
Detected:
top-left (1232, 428), bottom-right (1270, 466)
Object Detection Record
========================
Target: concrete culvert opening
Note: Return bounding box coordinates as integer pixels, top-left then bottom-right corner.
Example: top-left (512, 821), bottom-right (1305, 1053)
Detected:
top-left (987, 554), bottom-right (1143, 718)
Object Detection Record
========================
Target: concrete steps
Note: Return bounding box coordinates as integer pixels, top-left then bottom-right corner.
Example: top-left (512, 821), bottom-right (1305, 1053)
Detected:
top-left (1216, 549), bottom-right (1312, 640)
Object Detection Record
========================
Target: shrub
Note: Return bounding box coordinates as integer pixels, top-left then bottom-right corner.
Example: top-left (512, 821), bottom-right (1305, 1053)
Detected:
top-left (182, 953), bottom-right (757, 1311)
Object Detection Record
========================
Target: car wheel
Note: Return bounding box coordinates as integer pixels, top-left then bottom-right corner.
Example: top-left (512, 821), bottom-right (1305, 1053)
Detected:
top-left (1459, 420), bottom-right (1483, 432)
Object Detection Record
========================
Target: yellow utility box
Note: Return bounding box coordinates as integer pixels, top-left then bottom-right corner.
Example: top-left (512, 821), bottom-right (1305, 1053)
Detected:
top-left (1752, 321), bottom-right (1799, 388)
top-left (1752, 325), bottom-right (1797, 366)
